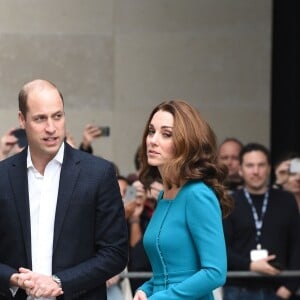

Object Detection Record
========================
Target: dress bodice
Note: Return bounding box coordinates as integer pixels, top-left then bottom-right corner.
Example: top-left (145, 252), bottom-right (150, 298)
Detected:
top-left (140, 181), bottom-right (227, 300)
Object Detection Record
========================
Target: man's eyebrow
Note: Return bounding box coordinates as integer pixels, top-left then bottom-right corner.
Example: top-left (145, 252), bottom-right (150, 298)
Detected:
top-left (52, 110), bottom-right (64, 115)
top-left (32, 113), bottom-right (46, 117)
top-left (32, 110), bottom-right (63, 118)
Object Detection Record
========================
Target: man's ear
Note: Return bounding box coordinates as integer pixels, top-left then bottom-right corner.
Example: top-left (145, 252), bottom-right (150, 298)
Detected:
top-left (18, 111), bottom-right (26, 128)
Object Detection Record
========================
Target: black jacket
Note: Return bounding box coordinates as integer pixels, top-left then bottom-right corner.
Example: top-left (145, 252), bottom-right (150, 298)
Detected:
top-left (223, 188), bottom-right (300, 292)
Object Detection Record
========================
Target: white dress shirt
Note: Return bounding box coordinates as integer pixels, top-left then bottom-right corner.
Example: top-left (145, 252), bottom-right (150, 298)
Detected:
top-left (27, 143), bottom-right (64, 300)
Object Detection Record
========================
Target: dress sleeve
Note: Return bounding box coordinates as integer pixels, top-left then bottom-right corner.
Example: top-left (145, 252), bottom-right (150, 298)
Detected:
top-left (148, 185), bottom-right (227, 299)
top-left (136, 277), bottom-right (154, 297)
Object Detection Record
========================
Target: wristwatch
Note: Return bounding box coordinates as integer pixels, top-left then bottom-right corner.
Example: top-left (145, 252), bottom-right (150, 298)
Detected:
top-left (52, 275), bottom-right (62, 287)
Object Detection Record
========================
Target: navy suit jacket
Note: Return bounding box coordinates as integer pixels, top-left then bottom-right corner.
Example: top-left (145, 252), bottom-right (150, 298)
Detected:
top-left (0, 143), bottom-right (128, 299)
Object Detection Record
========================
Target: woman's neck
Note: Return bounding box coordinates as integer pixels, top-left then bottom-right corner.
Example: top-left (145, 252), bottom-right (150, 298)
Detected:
top-left (163, 185), bottom-right (180, 199)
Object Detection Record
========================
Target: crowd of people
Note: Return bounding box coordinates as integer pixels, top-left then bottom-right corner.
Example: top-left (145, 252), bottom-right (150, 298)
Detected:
top-left (0, 79), bottom-right (299, 300)
top-left (221, 142), bottom-right (300, 300)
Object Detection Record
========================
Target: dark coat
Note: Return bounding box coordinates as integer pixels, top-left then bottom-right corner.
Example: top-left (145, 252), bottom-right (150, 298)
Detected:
top-left (0, 143), bottom-right (128, 299)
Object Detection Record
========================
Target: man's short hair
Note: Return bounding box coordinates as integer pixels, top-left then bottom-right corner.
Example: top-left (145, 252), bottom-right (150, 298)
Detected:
top-left (239, 143), bottom-right (271, 164)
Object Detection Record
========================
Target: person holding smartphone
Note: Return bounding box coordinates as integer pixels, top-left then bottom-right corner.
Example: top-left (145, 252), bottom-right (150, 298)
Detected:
top-left (79, 124), bottom-right (110, 154)
top-left (273, 152), bottom-right (300, 300)
top-left (273, 152), bottom-right (300, 212)
top-left (127, 179), bottom-right (163, 295)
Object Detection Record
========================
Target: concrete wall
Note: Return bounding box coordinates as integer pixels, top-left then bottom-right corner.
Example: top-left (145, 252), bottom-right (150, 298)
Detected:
top-left (0, 0), bottom-right (272, 175)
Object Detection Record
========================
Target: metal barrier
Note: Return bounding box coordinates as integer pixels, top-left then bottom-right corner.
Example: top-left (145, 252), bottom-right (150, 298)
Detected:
top-left (120, 271), bottom-right (300, 279)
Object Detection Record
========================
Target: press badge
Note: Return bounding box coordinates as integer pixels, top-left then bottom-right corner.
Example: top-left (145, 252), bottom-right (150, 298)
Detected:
top-left (250, 244), bottom-right (268, 261)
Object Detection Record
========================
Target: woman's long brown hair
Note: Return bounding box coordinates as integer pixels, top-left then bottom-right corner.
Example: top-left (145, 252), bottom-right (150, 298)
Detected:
top-left (139, 100), bottom-right (233, 217)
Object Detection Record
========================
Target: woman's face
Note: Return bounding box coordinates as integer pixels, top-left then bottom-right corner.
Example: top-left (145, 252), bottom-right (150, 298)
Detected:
top-left (146, 110), bottom-right (175, 170)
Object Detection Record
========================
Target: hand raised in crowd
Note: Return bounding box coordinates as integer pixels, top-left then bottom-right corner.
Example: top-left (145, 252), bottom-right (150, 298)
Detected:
top-left (81, 124), bottom-right (102, 151)
top-left (124, 200), bottom-right (136, 219)
top-left (0, 128), bottom-right (19, 160)
top-left (128, 181), bottom-right (147, 247)
top-left (129, 181), bottom-right (147, 220)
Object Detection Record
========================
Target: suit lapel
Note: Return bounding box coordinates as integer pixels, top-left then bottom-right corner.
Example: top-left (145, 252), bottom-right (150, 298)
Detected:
top-left (53, 144), bottom-right (81, 252)
top-left (9, 149), bottom-right (32, 267)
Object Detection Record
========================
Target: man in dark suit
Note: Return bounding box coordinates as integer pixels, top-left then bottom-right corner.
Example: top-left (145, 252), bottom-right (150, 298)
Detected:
top-left (0, 79), bottom-right (128, 299)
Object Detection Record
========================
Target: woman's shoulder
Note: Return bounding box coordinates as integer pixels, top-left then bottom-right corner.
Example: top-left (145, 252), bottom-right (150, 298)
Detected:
top-left (179, 180), bottom-right (218, 206)
top-left (182, 181), bottom-right (222, 217)
top-left (183, 180), bottom-right (214, 195)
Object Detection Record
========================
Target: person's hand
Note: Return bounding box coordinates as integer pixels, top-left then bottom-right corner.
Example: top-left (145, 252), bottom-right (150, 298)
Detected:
top-left (15, 268), bottom-right (34, 290)
top-left (133, 290), bottom-right (147, 300)
top-left (147, 181), bottom-right (163, 200)
top-left (0, 128), bottom-right (18, 160)
top-left (18, 267), bottom-right (63, 298)
top-left (124, 200), bottom-right (137, 219)
top-left (132, 199), bottom-right (144, 218)
top-left (132, 181), bottom-right (146, 218)
top-left (81, 124), bottom-right (101, 150)
top-left (249, 255), bottom-right (281, 275)
top-left (9, 273), bottom-right (20, 287)
top-left (276, 286), bottom-right (292, 299)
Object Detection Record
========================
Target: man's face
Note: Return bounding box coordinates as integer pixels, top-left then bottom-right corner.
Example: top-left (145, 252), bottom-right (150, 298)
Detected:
top-left (240, 150), bottom-right (270, 193)
top-left (218, 141), bottom-right (241, 177)
top-left (19, 86), bottom-right (66, 161)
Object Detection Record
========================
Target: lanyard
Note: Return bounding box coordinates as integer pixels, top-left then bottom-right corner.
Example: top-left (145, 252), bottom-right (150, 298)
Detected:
top-left (243, 188), bottom-right (269, 243)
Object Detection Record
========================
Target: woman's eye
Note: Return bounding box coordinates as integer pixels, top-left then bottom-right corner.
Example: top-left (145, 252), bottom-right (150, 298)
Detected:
top-left (148, 129), bottom-right (155, 135)
top-left (162, 132), bottom-right (172, 138)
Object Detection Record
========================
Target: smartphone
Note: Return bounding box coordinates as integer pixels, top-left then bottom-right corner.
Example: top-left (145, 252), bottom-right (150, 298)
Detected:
top-left (123, 185), bottom-right (136, 203)
top-left (11, 128), bottom-right (28, 148)
top-left (99, 126), bottom-right (110, 137)
top-left (289, 158), bottom-right (300, 174)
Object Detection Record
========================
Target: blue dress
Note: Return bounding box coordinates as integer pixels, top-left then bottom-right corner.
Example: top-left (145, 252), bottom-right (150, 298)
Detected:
top-left (138, 181), bottom-right (227, 299)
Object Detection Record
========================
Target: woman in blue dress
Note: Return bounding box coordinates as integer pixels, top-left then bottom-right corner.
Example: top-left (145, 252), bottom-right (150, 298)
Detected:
top-left (133, 100), bottom-right (233, 300)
